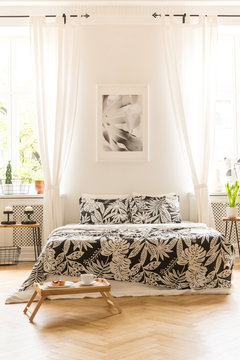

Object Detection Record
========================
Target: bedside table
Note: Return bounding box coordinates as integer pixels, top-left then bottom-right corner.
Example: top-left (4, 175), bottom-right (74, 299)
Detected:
top-left (222, 217), bottom-right (240, 256)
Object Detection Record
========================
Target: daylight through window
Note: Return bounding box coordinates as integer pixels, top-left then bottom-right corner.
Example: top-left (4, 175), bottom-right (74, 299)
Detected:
top-left (0, 27), bottom-right (42, 187)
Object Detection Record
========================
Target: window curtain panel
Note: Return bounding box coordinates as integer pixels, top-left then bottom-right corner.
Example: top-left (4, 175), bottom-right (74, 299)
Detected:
top-left (30, 16), bottom-right (80, 241)
top-left (161, 16), bottom-right (218, 225)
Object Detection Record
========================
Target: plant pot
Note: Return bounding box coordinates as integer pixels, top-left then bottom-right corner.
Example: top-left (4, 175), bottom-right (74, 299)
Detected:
top-left (2, 184), bottom-right (13, 195)
top-left (226, 206), bottom-right (238, 218)
top-left (35, 180), bottom-right (45, 194)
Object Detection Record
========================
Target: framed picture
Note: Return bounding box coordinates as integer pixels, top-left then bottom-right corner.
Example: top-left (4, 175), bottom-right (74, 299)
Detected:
top-left (97, 84), bottom-right (149, 161)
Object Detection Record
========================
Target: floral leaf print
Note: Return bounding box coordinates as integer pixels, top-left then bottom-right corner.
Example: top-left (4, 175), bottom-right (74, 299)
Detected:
top-left (205, 271), bottom-right (216, 283)
top-left (140, 246), bottom-right (148, 265)
top-left (92, 210), bottom-right (103, 224)
top-left (206, 243), bottom-right (221, 259)
top-left (130, 195), bottom-right (181, 224)
top-left (215, 255), bottom-right (222, 273)
top-left (42, 248), bottom-right (57, 272)
top-left (97, 201), bottom-right (105, 215)
top-left (176, 238), bottom-right (183, 258)
top-left (144, 261), bottom-right (160, 271)
top-left (147, 237), bottom-right (175, 261)
top-left (217, 269), bottom-right (232, 278)
top-left (156, 239), bottom-right (175, 260)
top-left (67, 250), bottom-right (84, 260)
top-left (16, 224), bottom-right (234, 296)
top-left (80, 197), bottom-right (130, 224)
top-left (157, 206), bottom-right (172, 223)
top-left (55, 261), bottom-right (67, 274)
top-left (177, 244), bottom-right (206, 266)
top-left (80, 214), bottom-right (91, 224)
top-left (129, 241), bottom-right (145, 258)
top-left (64, 240), bottom-right (71, 254)
top-left (19, 262), bottom-right (46, 291)
top-left (85, 259), bottom-right (112, 278)
top-left (79, 240), bottom-right (94, 252)
top-left (207, 279), bottom-right (218, 288)
top-left (145, 241), bottom-right (158, 261)
top-left (101, 238), bottom-right (130, 257)
top-left (130, 263), bottom-right (141, 276)
top-left (132, 271), bottom-right (144, 282)
top-left (67, 261), bottom-right (83, 276)
top-left (160, 269), bottom-right (188, 289)
top-left (55, 253), bottom-right (65, 265)
top-left (205, 252), bottom-right (219, 267)
top-left (185, 266), bottom-right (208, 288)
top-left (110, 256), bottom-right (131, 281)
top-left (218, 279), bottom-right (232, 287)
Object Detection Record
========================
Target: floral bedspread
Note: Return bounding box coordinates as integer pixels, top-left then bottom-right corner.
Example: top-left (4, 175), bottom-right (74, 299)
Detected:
top-left (19, 223), bottom-right (234, 292)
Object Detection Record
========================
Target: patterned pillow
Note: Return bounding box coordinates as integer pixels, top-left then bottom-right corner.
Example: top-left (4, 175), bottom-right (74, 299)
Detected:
top-left (79, 196), bottom-right (130, 224)
top-left (129, 195), bottom-right (181, 224)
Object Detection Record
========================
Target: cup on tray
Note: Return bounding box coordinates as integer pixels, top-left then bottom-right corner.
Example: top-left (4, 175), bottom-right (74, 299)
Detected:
top-left (80, 273), bottom-right (96, 285)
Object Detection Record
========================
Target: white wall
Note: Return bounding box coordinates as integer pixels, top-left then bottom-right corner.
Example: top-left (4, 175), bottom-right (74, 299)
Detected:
top-left (61, 24), bottom-right (194, 224)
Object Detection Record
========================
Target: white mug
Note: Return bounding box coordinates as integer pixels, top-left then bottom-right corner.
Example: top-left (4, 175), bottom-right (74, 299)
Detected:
top-left (81, 273), bottom-right (96, 285)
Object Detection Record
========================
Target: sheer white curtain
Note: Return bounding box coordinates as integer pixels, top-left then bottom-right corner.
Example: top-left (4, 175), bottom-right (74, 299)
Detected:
top-left (30, 16), bottom-right (80, 241)
top-left (161, 16), bottom-right (218, 225)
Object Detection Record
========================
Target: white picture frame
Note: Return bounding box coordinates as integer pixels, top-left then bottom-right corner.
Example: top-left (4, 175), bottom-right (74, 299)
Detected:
top-left (97, 84), bottom-right (149, 161)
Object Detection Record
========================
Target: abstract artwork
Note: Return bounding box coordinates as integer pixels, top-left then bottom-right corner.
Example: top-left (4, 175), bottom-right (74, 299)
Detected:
top-left (97, 85), bottom-right (148, 161)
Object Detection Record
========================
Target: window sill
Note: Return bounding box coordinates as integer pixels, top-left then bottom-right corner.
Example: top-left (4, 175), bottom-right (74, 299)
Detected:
top-left (0, 194), bottom-right (44, 199)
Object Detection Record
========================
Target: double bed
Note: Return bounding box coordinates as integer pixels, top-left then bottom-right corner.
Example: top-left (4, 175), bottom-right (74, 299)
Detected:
top-left (6, 194), bottom-right (235, 303)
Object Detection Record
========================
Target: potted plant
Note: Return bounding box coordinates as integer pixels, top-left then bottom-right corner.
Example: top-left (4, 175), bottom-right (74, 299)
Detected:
top-left (225, 179), bottom-right (240, 218)
top-left (13, 168), bottom-right (32, 194)
top-left (2, 161), bottom-right (13, 194)
top-left (34, 168), bottom-right (45, 194)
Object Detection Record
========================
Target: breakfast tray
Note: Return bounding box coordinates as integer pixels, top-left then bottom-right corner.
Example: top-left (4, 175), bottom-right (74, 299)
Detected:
top-left (23, 278), bottom-right (121, 322)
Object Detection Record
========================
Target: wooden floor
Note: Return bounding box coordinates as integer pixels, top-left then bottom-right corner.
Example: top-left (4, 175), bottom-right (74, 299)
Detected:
top-left (1, 261), bottom-right (240, 360)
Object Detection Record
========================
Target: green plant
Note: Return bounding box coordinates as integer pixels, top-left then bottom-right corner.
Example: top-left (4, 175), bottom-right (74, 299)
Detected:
top-left (33, 168), bottom-right (44, 181)
top-left (0, 101), bottom-right (7, 116)
top-left (5, 161), bottom-right (12, 184)
top-left (13, 164), bottom-right (43, 182)
top-left (225, 180), bottom-right (240, 207)
top-left (13, 168), bottom-right (32, 184)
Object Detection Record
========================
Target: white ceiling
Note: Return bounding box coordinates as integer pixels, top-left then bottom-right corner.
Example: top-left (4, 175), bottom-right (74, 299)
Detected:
top-left (0, 0), bottom-right (240, 6)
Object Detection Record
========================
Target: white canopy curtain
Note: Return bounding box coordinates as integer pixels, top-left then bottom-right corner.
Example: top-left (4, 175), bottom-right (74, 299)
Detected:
top-left (161, 15), bottom-right (218, 225)
top-left (30, 16), bottom-right (80, 241)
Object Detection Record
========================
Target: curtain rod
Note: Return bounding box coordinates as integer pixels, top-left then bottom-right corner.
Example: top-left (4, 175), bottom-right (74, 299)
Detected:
top-left (0, 13), bottom-right (239, 25)
top-left (152, 12), bottom-right (240, 24)
top-left (0, 13), bottom-right (90, 24)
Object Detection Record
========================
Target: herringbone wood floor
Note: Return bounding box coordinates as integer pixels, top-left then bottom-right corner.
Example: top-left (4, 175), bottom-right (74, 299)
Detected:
top-left (1, 261), bottom-right (240, 360)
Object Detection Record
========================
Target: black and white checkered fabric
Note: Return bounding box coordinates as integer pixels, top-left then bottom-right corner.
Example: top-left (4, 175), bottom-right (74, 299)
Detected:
top-left (12, 205), bottom-right (43, 246)
top-left (211, 202), bottom-right (240, 255)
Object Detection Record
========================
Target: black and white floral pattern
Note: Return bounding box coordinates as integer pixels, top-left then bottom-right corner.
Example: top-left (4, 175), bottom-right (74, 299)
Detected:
top-left (79, 197), bottom-right (130, 224)
top-left (129, 195), bottom-right (181, 224)
top-left (19, 224), bottom-right (234, 292)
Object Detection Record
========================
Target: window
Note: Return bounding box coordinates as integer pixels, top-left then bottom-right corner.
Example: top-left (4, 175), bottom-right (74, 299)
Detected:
top-left (0, 27), bottom-right (42, 186)
top-left (212, 26), bottom-right (240, 191)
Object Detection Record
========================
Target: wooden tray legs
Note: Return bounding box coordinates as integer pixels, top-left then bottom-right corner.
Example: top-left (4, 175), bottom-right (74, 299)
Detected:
top-left (23, 291), bottom-right (46, 322)
top-left (23, 288), bottom-right (121, 322)
top-left (100, 291), bottom-right (122, 314)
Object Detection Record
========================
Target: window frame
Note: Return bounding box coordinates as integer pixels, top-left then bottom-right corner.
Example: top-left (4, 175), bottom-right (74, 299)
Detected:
top-left (0, 27), bottom-right (39, 181)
